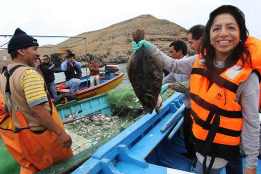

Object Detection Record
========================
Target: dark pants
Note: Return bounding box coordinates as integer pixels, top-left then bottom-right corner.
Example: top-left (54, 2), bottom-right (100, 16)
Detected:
top-left (183, 108), bottom-right (196, 159)
top-left (226, 157), bottom-right (242, 174)
top-left (46, 82), bottom-right (58, 101)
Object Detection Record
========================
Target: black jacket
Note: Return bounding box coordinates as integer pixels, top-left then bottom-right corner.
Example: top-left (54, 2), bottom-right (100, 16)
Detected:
top-left (39, 63), bottom-right (55, 84)
top-left (64, 61), bottom-right (82, 81)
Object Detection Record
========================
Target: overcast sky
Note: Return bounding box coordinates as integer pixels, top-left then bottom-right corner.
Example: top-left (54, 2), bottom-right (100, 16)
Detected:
top-left (0, 0), bottom-right (260, 47)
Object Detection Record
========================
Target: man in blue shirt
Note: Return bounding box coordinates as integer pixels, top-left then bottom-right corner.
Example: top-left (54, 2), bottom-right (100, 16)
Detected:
top-left (61, 50), bottom-right (82, 94)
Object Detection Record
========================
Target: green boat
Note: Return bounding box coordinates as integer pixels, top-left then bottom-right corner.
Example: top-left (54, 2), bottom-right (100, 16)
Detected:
top-left (38, 84), bottom-right (171, 174)
top-left (56, 93), bottom-right (112, 122)
top-left (0, 139), bottom-right (20, 174)
top-left (0, 85), bottom-right (170, 174)
top-left (0, 94), bottom-right (112, 174)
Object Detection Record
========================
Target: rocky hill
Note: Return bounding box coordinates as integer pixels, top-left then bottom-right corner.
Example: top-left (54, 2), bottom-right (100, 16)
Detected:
top-left (0, 15), bottom-right (188, 67)
top-left (57, 14), bottom-right (187, 63)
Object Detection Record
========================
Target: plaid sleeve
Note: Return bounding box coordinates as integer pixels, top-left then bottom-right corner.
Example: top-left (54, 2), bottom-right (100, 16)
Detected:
top-left (20, 69), bottom-right (48, 107)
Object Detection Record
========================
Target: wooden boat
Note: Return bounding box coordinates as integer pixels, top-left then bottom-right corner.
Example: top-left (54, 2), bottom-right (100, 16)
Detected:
top-left (0, 94), bottom-right (112, 174)
top-left (70, 92), bottom-right (261, 174)
top-left (37, 85), bottom-right (171, 174)
top-left (56, 72), bottom-right (124, 101)
top-left (75, 72), bottom-right (124, 100)
top-left (0, 93), bottom-right (112, 174)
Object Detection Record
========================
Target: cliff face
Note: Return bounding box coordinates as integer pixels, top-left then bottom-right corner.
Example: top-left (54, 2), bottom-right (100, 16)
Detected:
top-left (0, 15), bottom-right (188, 66)
top-left (57, 15), bottom-right (188, 63)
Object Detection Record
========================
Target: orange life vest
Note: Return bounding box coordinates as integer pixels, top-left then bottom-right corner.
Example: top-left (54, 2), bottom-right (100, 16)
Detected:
top-left (190, 56), bottom-right (253, 160)
top-left (246, 36), bottom-right (261, 108)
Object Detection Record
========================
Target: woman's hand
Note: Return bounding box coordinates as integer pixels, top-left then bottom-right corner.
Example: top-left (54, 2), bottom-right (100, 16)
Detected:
top-left (244, 168), bottom-right (256, 174)
top-left (168, 82), bottom-right (188, 93)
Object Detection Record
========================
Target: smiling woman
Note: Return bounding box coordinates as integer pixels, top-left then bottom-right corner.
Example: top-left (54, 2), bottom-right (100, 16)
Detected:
top-left (192, 5), bottom-right (260, 174)
top-left (202, 5), bottom-right (251, 72)
top-left (210, 14), bottom-right (241, 60)
top-left (156, 4), bottom-right (261, 174)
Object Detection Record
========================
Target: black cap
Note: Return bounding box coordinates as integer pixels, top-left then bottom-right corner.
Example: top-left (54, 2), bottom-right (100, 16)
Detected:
top-left (8, 28), bottom-right (39, 53)
top-left (65, 49), bottom-right (75, 58)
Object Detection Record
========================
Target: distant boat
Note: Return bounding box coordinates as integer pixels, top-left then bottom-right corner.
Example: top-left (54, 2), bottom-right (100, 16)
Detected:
top-left (75, 72), bottom-right (124, 100)
top-left (56, 71), bottom-right (124, 101)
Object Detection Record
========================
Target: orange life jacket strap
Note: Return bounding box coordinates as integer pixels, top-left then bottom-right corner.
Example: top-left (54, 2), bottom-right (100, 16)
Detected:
top-left (191, 110), bottom-right (241, 137)
top-left (194, 137), bottom-right (240, 160)
top-left (191, 68), bottom-right (238, 93)
top-left (13, 112), bottom-right (30, 132)
top-left (203, 155), bottom-right (215, 174)
top-left (3, 65), bottom-right (26, 95)
top-left (0, 125), bottom-right (12, 131)
top-left (190, 93), bottom-right (242, 118)
top-left (0, 65), bottom-right (27, 131)
top-left (202, 112), bottom-right (220, 154)
top-left (0, 112), bottom-right (10, 124)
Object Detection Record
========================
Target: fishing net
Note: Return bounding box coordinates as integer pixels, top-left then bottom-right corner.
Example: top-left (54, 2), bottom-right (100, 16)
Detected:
top-left (107, 84), bottom-right (175, 117)
top-left (107, 84), bottom-right (142, 117)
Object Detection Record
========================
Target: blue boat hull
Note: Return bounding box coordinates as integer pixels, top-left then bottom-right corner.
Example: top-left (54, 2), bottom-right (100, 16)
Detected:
top-left (72, 93), bottom-right (189, 173)
top-left (72, 92), bottom-right (261, 174)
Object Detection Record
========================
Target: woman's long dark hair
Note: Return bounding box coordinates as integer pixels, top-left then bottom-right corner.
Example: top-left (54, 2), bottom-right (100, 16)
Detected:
top-left (201, 5), bottom-right (251, 71)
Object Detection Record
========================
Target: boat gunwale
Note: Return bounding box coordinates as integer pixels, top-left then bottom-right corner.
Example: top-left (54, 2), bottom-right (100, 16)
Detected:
top-left (75, 72), bottom-right (124, 95)
top-left (91, 93), bottom-right (184, 159)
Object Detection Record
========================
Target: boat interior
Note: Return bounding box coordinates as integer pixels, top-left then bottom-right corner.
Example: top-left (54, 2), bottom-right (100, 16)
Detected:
top-left (72, 92), bottom-right (261, 174)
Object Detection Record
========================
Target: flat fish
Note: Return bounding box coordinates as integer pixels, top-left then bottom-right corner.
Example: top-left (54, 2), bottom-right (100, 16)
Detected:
top-left (127, 45), bottom-right (163, 113)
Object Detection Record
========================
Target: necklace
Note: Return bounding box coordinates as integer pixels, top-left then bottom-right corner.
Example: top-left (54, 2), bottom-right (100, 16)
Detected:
top-left (214, 59), bottom-right (225, 69)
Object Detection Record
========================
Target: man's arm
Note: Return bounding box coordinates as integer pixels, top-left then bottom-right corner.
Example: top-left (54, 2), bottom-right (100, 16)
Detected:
top-left (60, 61), bottom-right (67, 71)
top-left (31, 104), bottom-right (71, 148)
top-left (48, 64), bottom-right (55, 70)
top-left (31, 104), bottom-right (63, 135)
top-left (168, 81), bottom-right (188, 93)
top-left (150, 45), bottom-right (195, 75)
